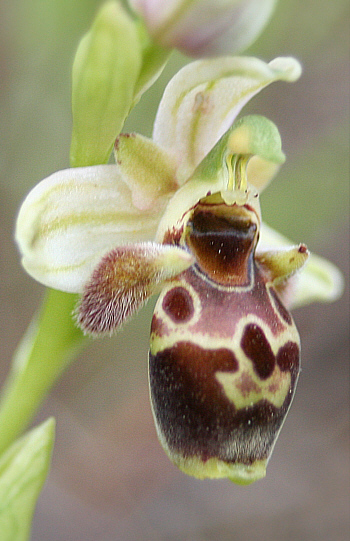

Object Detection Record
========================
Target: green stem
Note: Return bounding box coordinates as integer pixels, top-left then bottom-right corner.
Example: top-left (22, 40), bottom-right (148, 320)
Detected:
top-left (0, 289), bottom-right (85, 455)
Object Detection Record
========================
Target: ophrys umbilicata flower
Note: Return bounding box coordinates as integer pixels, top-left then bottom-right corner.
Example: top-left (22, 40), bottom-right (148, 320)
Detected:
top-left (16, 56), bottom-right (343, 484)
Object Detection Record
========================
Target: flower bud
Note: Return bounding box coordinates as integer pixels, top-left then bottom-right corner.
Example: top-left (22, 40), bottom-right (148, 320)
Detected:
top-left (130, 0), bottom-right (277, 57)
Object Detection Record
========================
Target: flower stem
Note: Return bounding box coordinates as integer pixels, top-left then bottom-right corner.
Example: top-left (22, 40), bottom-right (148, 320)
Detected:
top-left (0, 289), bottom-right (84, 455)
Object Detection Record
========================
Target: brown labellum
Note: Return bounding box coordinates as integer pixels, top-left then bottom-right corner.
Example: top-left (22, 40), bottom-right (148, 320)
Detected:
top-left (149, 200), bottom-right (304, 484)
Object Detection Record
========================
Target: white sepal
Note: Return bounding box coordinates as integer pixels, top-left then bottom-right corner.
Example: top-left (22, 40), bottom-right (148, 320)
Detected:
top-left (16, 165), bottom-right (170, 293)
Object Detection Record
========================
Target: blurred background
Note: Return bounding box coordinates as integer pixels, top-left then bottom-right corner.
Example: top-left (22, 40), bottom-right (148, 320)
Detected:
top-left (0, 0), bottom-right (349, 540)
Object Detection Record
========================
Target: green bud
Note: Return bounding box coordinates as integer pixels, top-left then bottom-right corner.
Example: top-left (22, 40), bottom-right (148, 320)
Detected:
top-left (70, 1), bottom-right (142, 167)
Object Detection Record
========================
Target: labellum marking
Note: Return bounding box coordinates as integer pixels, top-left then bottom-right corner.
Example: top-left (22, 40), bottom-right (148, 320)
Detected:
top-left (240, 323), bottom-right (276, 380)
top-left (276, 341), bottom-right (300, 373)
top-left (162, 286), bottom-right (195, 323)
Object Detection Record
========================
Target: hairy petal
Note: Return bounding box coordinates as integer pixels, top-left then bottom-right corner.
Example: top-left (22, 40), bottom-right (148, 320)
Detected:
top-left (153, 56), bottom-right (301, 184)
top-left (258, 223), bottom-right (344, 308)
top-left (256, 244), bottom-right (309, 284)
top-left (76, 242), bottom-right (194, 336)
top-left (15, 166), bottom-right (169, 293)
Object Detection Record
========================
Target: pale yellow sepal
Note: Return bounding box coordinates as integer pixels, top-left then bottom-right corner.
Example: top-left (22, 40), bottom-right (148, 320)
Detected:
top-left (114, 133), bottom-right (178, 210)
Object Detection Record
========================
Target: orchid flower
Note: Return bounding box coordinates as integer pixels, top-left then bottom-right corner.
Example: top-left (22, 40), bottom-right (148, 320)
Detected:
top-left (16, 56), bottom-right (342, 484)
top-left (130, 0), bottom-right (278, 57)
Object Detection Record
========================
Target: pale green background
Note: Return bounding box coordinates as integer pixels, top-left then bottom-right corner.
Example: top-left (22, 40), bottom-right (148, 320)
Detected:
top-left (0, 1), bottom-right (349, 540)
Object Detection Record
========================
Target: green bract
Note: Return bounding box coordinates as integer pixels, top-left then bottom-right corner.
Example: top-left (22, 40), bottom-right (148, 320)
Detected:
top-left (132, 18), bottom-right (171, 103)
top-left (70, 1), bottom-right (142, 166)
top-left (0, 419), bottom-right (55, 541)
